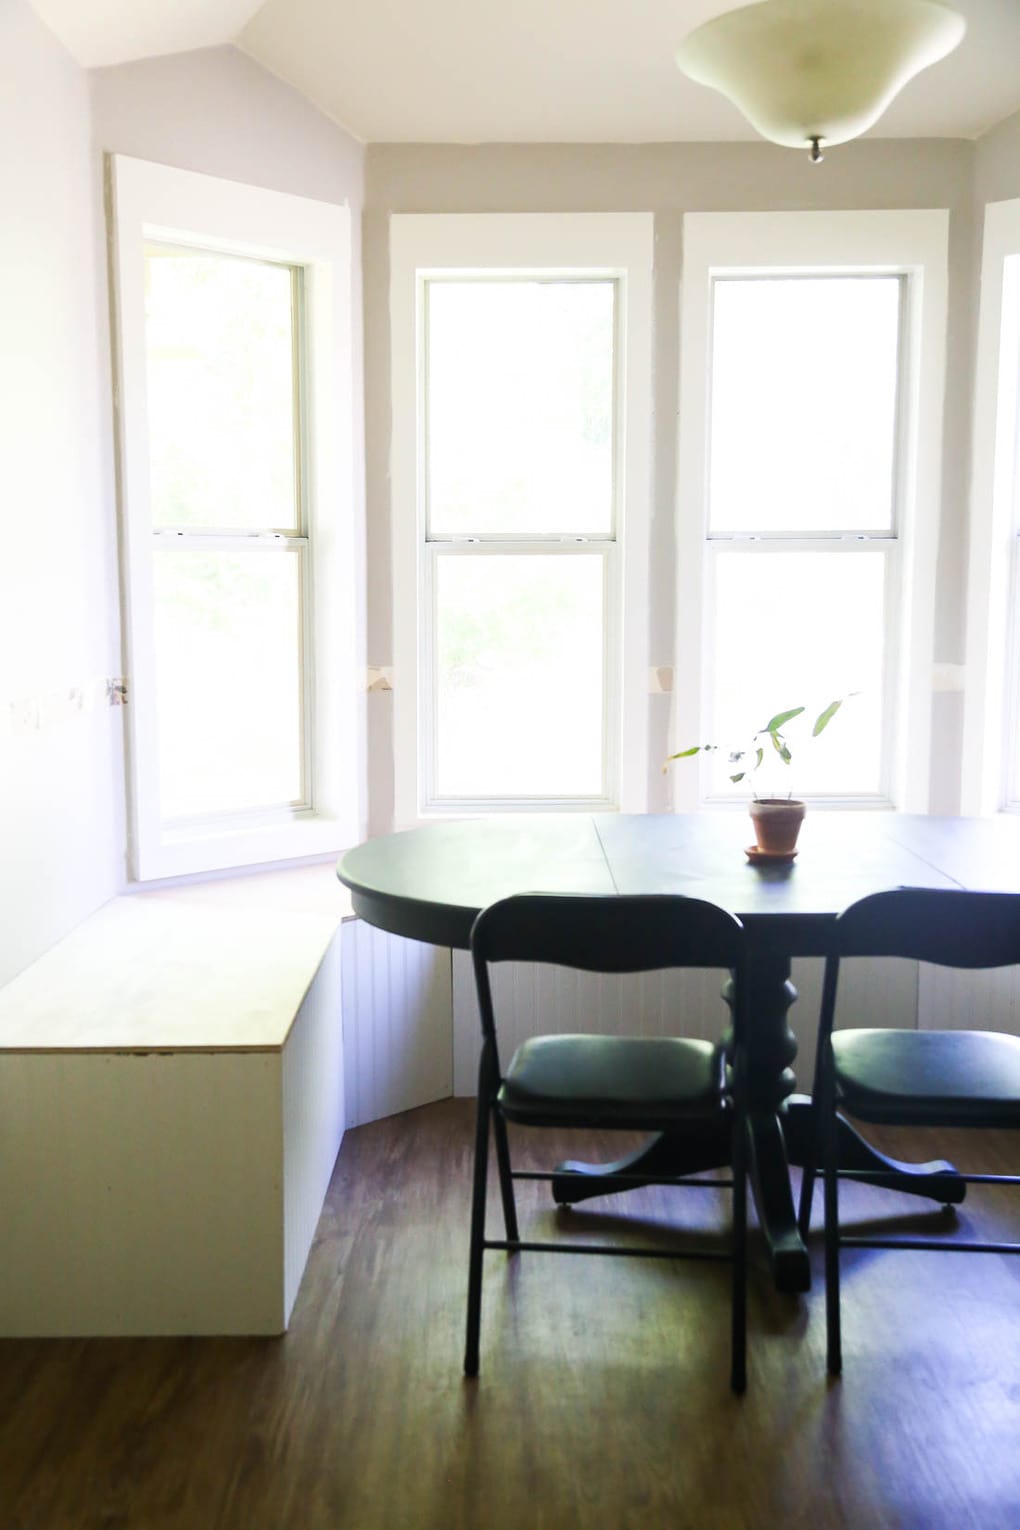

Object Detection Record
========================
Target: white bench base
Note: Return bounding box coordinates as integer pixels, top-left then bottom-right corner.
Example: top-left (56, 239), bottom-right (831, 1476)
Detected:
top-left (0, 893), bottom-right (344, 1336)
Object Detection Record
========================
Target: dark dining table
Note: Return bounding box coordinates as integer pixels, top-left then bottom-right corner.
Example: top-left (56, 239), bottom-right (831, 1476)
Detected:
top-left (337, 810), bottom-right (1020, 1292)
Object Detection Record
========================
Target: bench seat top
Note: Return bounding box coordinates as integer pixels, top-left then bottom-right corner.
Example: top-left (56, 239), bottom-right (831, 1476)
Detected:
top-left (0, 870), bottom-right (351, 1053)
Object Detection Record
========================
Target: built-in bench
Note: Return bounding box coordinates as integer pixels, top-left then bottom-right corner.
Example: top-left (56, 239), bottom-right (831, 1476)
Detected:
top-left (0, 869), bottom-right (350, 1337)
top-left (0, 854), bottom-right (966, 1339)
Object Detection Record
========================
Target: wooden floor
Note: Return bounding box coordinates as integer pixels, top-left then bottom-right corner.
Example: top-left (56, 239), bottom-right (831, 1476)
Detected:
top-left (3, 1100), bottom-right (1020, 1529)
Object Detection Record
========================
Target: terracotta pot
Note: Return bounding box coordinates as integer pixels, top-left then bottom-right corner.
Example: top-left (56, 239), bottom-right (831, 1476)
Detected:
top-left (748, 797), bottom-right (806, 855)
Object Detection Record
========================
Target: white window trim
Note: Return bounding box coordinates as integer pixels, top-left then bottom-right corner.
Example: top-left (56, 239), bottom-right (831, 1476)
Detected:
top-left (673, 210), bottom-right (950, 814)
top-left (389, 213), bottom-right (653, 830)
top-left (962, 198), bottom-right (1020, 816)
top-left (109, 155), bottom-right (363, 880)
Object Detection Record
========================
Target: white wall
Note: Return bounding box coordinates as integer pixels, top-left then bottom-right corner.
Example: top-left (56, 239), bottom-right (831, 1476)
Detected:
top-left (974, 108), bottom-right (1020, 206)
top-left (89, 43), bottom-right (365, 208)
top-left (0, 0), bottom-right (124, 987)
top-left (0, 28), bottom-right (367, 986)
top-left (363, 140), bottom-right (977, 830)
top-left (1, 11), bottom-right (1015, 997)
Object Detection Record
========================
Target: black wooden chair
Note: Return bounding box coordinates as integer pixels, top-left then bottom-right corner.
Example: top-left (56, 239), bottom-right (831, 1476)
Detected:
top-left (465, 892), bottom-right (749, 1393)
top-left (799, 886), bottom-right (1020, 1375)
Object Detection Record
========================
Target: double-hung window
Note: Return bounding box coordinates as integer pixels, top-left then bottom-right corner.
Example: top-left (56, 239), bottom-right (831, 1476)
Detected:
top-left (674, 212), bottom-right (950, 811)
top-left (964, 198), bottom-right (1020, 814)
top-left (390, 215), bottom-right (652, 826)
top-left (111, 157), bottom-right (362, 879)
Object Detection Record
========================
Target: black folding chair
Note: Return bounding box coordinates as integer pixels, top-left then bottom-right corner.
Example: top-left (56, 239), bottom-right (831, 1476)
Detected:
top-left (799, 887), bottom-right (1020, 1374)
top-left (465, 892), bottom-right (750, 1393)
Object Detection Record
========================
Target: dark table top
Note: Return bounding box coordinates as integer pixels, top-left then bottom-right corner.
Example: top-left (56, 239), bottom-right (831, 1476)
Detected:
top-left (337, 811), bottom-right (1020, 955)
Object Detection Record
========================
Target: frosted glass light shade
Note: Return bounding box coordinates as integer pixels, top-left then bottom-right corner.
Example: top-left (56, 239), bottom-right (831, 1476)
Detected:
top-left (676, 0), bottom-right (966, 151)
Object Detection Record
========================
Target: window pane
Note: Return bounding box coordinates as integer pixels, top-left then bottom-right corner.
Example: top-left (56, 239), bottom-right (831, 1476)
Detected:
top-left (426, 281), bottom-right (614, 536)
top-left (706, 549), bottom-right (886, 796)
top-left (1009, 540), bottom-right (1020, 805)
top-left (709, 277), bottom-right (901, 533)
top-left (144, 246), bottom-right (298, 531)
top-left (153, 547), bottom-right (304, 819)
top-left (1004, 259), bottom-right (1020, 806)
top-left (434, 553), bottom-right (605, 798)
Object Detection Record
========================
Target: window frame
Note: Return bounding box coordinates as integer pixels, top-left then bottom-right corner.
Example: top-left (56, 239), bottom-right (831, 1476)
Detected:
top-left (963, 197), bottom-right (1020, 815)
top-left (389, 213), bottom-right (653, 828)
top-left (673, 210), bottom-right (951, 814)
top-left (109, 154), bottom-right (363, 880)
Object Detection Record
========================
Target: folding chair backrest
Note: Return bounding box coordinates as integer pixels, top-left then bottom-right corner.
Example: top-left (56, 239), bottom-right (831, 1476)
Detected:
top-left (470, 893), bottom-right (744, 975)
top-left (832, 887), bottom-right (1020, 969)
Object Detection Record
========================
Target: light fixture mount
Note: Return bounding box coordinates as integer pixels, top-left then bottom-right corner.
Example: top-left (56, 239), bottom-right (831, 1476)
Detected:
top-left (676, 0), bottom-right (967, 159)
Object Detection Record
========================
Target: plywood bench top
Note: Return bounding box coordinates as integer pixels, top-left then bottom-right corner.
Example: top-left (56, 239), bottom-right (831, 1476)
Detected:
top-left (0, 866), bottom-right (353, 1054)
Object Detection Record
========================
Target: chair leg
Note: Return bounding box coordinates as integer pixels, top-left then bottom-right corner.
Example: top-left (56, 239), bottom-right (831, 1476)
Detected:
top-left (491, 1109), bottom-right (520, 1244)
top-left (801, 963), bottom-right (836, 1241)
top-left (797, 1159), bottom-right (817, 1241)
top-left (730, 1107), bottom-right (748, 1396)
top-left (822, 1066), bottom-right (842, 1376)
top-left (464, 1088), bottom-right (492, 1378)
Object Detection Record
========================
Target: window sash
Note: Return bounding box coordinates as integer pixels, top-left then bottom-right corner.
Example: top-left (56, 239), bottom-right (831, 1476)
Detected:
top-left (419, 273), bottom-right (621, 808)
top-left (111, 154), bottom-right (361, 880)
top-left (420, 270), bottom-right (621, 810)
top-left (1003, 524), bottom-right (1020, 811)
top-left (985, 253), bottom-right (1020, 812)
top-left (143, 245), bottom-right (305, 537)
top-left (150, 533), bottom-right (312, 825)
top-left (964, 208), bottom-right (1020, 814)
top-left (696, 265), bottom-right (907, 805)
top-left (674, 210), bottom-right (950, 817)
top-left (705, 272), bottom-right (907, 538)
top-left (701, 538), bottom-right (899, 805)
top-left (143, 242), bottom-right (311, 828)
top-left (422, 275), bottom-right (620, 542)
top-left (422, 541), bottom-right (619, 811)
top-left (390, 213), bottom-right (653, 828)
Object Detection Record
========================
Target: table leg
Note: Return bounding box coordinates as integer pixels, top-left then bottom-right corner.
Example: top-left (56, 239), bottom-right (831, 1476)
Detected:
top-left (551, 1117), bottom-right (732, 1205)
top-left (552, 950), bottom-right (811, 1290)
top-left (780, 1096), bottom-right (968, 1205)
top-left (550, 952), bottom-right (966, 1294)
top-left (737, 951), bottom-right (811, 1291)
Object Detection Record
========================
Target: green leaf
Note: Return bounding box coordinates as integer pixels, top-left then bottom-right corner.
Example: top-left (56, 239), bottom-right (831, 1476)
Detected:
top-left (812, 698), bottom-right (842, 736)
top-left (768, 730), bottom-right (785, 756)
top-left (729, 771), bottom-right (746, 784)
top-left (779, 744), bottom-right (792, 764)
top-left (764, 706), bottom-right (804, 733)
top-left (664, 745), bottom-right (702, 761)
top-left (754, 747), bottom-right (764, 770)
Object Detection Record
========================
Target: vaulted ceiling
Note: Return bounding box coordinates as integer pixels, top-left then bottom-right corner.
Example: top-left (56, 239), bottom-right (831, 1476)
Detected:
top-left (29, 0), bottom-right (1020, 145)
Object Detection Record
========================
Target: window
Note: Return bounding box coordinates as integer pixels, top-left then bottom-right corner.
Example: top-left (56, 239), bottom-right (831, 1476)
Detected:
top-left (390, 215), bottom-right (652, 826)
top-left (963, 198), bottom-right (1020, 814)
top-left (110, 157), bottom-right (362, 879)
top-left (673, 212), bottom-right (950, 812)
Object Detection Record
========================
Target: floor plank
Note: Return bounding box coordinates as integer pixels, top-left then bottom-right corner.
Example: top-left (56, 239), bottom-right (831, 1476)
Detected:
top-left (2, 1100), bottom-right (1020, 1529)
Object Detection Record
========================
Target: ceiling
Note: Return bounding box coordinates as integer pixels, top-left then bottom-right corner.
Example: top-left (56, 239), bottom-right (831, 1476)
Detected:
top-left (30, 0), bottom-right (1020, 145)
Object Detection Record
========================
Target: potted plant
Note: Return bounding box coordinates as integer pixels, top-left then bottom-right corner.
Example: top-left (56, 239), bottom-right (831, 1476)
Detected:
top-left (665, 699), bottom-right (850, 859)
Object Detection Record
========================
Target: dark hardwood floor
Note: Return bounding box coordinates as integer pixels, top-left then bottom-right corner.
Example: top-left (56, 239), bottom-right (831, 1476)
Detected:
top-left (3, 1099), bottom-right (1020, 1529)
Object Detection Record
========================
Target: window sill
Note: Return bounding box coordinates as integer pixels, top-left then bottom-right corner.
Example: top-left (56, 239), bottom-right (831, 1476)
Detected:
top-left (125, 857), bottom-right (353, 919)
top-left (132, 813), bottom-right (353, 884)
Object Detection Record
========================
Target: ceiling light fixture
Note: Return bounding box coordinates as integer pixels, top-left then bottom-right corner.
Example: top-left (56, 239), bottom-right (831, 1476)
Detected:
top-left (676, 0), bottom-right (967, 162)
